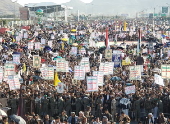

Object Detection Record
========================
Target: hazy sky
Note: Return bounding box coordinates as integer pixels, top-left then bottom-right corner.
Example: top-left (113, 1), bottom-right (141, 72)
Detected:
top-left (16, 0), bottom-right (93, 6)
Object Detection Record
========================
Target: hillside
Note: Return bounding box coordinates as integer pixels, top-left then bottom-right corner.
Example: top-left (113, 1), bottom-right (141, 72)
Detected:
top-left (0, 0), bottom-right (22, 17)
top-left (64, 0), bottom-right (170, 16)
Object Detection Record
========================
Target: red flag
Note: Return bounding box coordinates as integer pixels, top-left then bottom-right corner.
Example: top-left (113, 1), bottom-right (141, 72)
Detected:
top-left (28, 37), bottom-right (35, 42)
top-left (105, 28), bottom-right (109, 48)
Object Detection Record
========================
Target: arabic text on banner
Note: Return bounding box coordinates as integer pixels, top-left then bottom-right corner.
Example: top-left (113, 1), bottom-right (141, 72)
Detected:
top-left (48, 41), bottom-right (53, 48)
top-left (4, 63), bottom-right (16, 79)
top-left (108, 62), bottom-right (114, 74)
top-left (129, 66), bottom-right (141, 80)
top-left (74, 66), bottom-right (85, 80)
top-left (70, 47), bottom-right (77, 55)
top-left (7, 75), bottom-right (20, 90)
top-left (40, 67), bottom-right (48, 79)
top-left (41, 38), bottom-right (46, 44)
top-left (23, 32), bottom-right (28, 39)
top-left (161, 65), bottom-right (170, 79)
top-left (93, 71), bottom-right (104, 86)
top-left (154, 74), bottom-right (164, 86)
top-left (47, 67), bottom-right (54, 80)
top-left (28, 42), bottom-right (34, 50)
top-left (125, 85), bottom-right (136, 94)
top-left (56, 58), bottom-right (68, 72)
top-left (87, 76), bottom-right (98, 92)
top-left (99, 63), bottom-right (109, 75)
top-left (12, 54), bottom-right (20, 63)
top-left (79, 57), bottom-right (90, 72)
top-left (79, 48), bottom-right (86, 55)
top-left (34, 42), bottom-right (41, 50)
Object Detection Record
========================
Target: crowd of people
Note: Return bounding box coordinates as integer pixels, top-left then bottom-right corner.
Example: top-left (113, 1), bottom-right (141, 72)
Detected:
top-left (0, 19), bottom-right (170, 124)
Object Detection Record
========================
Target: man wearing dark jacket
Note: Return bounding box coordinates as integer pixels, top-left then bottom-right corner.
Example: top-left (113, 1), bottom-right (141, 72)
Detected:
top-left (136, 54), bottom-right (144, 65)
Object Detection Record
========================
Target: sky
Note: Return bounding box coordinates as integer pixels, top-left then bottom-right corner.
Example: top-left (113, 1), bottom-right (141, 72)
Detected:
top-left (15, 0), bottom-right (93, 6)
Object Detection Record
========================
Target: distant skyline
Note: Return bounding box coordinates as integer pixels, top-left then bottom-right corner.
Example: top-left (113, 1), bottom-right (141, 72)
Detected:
top-left (15, 0), bottom-right (170, 17)
top-left (16, 0), bottom-right (93, 6)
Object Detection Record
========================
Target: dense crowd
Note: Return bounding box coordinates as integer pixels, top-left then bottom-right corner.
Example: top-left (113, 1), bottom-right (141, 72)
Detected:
top-left (0, 20), bottom-right (170, 124)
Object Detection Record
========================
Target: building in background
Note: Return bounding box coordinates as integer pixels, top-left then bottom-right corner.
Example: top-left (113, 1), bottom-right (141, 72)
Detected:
top-left (23, 2), bottom-right (66, 21)
top-left (19, 7), bottom-right (29, 20)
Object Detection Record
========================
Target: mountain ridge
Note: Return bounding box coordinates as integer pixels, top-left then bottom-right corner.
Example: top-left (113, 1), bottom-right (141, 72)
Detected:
top-left (0, 0), bottom-right (22, 17)
top-left (63, 0), bottom-right (170, 16)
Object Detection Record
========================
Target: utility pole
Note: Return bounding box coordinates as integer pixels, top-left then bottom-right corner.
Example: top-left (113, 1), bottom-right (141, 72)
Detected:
top-left (77, 10), bottom-right (80, 22)
top-left (137, 28), bottom-right (141, 55)
top-left (153, 8), bottom-right (155, 33)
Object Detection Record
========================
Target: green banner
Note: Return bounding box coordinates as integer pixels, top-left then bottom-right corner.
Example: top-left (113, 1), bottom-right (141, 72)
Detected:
top-left (162, 7), bottom-right (168, 13)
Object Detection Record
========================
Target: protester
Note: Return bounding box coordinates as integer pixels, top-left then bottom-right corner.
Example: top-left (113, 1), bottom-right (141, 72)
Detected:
top-left (0, 19), bottom-right (169, 124)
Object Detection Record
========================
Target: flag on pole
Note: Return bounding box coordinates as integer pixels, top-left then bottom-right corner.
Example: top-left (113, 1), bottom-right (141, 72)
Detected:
top-left (124, 21), bottom-right (127, 31)
top-left (61, 43), bottom-right (64, 50)
top-left (12, 38), bottom-right (16, 42)
top-left (105, 28), bottom-right (109, 48)
top-left (22, 63), bottom-right (26, 72)
top-left (54, 72), bottom-right (61, 86)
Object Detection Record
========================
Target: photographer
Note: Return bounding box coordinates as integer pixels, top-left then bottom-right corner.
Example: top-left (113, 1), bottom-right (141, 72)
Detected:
top-left (119, 112), bottom-right (131, 124)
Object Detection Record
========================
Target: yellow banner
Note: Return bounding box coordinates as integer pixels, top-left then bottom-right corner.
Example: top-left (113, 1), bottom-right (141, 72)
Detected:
top-left (122, 60), bottom-right (131, 65)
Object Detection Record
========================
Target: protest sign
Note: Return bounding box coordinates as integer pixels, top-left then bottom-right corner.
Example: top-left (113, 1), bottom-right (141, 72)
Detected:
top-left (99, 63), bottom-right (109, 75)
top-left (7, 76), bottom-right (15, 90)
top-left (33, 56), bottom-right (41, 68)
top-left (108, 62), bottom-right (114, 74)
top-left (0, 68), bottom-right (3, 83)
top-left (140, 65), bottom-right (143, 73)
top-left (34, 31), bottom-right (38, 36)
top-left (122, 60), bottom-right (130, 65)
top-left (57, 82), bottom-right (65, 93)
top-left (79, 57), bottom-right (90, 72)
top-left (7, 75), bottom-right (20, 90)
top-left (41, 38), bottom-right (46, 44)
top-left (79, 47), bottom-right (86, 55)
top-left (23, 32), bottom-right (28, 39)
top-left (34, 42), bottom-right (41, 50)
top-left (161, 65), bottom-right (170, 79)
top-left (93, 71), bottom-right (104, 86)
top-left (74, 66), bottom-right (85, 80)
top-left (51, 34), bottom-right (55, 40)
top-left (28, 42), bottom-right (34, 50)
top-left (40, 67), bottom-right (48, 79)
top-left (154, 74), bottom-right (164, 86)
top-left (112, 52), bottom-right (121, 67)
top-left (87, 76), bottom-right (98, 92)
top-left (4, 63), bottom-right (16, 79)
top-left (16, 36), bottom-right (21, 42)
top-left (13, 75), bottom-right (20, 89)
top-left (0, 37), bottom-right (2, 42)
top-left (105, 49), bottom-right (112, 60)
top-left (65, 61), bottom-right (69, 72)
top-left (48, 41), bottom-right (53, 48)
top-left (125, 85), bottom-right (136, 94)
top-left (129, 66), bottom-right (141, 80)
top-left (56, 58), bottom-right (66, 72)
top-left (70, 47), bottom-right (77, 55)
top-left (12, 54), bottom-right (20, 64)
top-left (46, 67), bottom-right (54, 80)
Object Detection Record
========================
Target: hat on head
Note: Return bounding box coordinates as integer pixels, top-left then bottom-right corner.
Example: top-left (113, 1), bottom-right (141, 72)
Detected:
top-left (103, 116), bottom-right (108, 119)
top-left (148, 113), bottom-right (153, 116)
